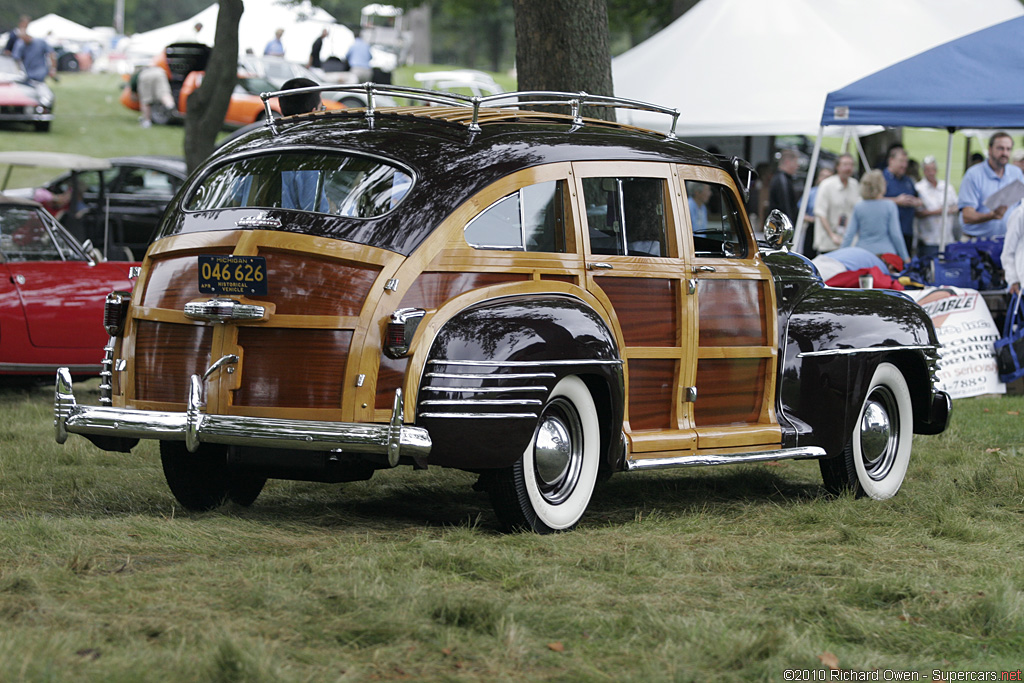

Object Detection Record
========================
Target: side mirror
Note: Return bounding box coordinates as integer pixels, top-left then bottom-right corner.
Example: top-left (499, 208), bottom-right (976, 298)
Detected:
top-left (763, 209), bottom-right (794, 250)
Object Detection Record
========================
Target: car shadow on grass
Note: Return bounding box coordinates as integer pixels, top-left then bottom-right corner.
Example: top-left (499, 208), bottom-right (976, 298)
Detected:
top-left (221, 463), bottom-right (827, 534)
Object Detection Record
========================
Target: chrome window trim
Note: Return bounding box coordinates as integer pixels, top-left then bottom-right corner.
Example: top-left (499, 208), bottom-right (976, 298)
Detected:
top-left (797, 344), bottom-right (940, 359)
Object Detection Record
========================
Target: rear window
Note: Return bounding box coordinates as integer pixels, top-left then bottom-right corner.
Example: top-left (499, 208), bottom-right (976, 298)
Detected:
top-left (184, 152), bottom-right (413, 218)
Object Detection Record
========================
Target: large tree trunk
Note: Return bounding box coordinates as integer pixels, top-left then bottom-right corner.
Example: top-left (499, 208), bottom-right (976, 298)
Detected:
top-left (512, 0), bottom-right (615, 121)
top-left (183, 0), bottom-right (243, 173)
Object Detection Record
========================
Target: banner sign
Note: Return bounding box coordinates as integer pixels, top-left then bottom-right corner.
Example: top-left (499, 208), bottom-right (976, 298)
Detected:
top-left (906, 287), bottom-right (1005, 399)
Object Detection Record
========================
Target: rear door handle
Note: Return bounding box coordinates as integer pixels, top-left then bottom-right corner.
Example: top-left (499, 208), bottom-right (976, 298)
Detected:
top-left (693, 265), bottom-right (716, 274)
top-left (588, 262), bottom-right (614, 270)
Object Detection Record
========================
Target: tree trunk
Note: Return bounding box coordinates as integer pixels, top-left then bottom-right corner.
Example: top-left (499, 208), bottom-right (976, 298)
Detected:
top-left (183, 0), bottom-right (244, 173)
top-left (512, 0), bottom-right (615, 121)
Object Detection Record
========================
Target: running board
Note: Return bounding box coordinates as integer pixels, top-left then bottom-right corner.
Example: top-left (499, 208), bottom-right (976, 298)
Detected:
top-left (625, 446), bottom-right (826, 471)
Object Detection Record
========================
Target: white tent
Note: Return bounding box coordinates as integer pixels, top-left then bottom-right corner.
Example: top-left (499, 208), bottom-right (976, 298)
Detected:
top-left (27, 13), bottom-right (104, 44)
top-left (126, 0), bottom-right (353, 63)
top-left (612, 0), bottom-right (1024, 136)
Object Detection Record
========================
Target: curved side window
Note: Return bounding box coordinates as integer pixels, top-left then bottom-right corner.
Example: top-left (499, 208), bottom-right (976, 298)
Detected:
top-left (686, 180), bottom-right (748, 259)
top-left (464, 180), bottom-right (566, 252)
top-left (184, 152), bottom-right (413, 218)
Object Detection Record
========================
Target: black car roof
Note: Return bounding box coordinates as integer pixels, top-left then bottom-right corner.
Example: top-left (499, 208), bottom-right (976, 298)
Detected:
top-left (170, 107), bottom-right (725, 255)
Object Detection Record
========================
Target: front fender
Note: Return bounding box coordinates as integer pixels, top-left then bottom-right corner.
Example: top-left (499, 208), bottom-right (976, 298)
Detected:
top-left (418, 294), bottom-right (624, 470)
top-left (781, 287), bottom-right (940, 455)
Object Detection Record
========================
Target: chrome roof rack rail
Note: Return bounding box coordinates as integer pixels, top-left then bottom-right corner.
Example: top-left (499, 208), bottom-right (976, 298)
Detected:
top-left (259, 84), bottom-right (681, 139)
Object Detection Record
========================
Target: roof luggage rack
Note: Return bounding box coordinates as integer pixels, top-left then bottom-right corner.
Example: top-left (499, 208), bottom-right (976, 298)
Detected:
top-left (259, 83), bottom-right (681, 139)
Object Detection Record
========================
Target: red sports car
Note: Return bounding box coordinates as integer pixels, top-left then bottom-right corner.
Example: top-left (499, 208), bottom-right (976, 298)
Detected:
top-left (0, 55), bottom-right (54, 132)
top-left (0, 194), bottom-right (135, 375)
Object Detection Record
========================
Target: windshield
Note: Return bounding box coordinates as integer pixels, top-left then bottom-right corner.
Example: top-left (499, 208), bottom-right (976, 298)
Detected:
top-left (184, 152), bottom-right (413, 218)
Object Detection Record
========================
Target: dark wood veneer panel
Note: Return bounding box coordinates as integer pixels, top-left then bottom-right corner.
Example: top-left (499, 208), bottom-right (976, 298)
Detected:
top-left (233, 328), bottom-right (352, 408)
top-left (698, 279), bottom-right (767, 346)
top-left (595, 277), bottom-right (677, 347)
top-left (628, 359), bottom-right (676, 431)
top-left (694, 358), bottom-right (765, 426)
top-left (134, 320), bottom-right (212, 403)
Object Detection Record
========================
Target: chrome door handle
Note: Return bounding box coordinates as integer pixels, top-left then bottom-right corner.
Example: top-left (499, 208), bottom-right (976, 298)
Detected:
top-left (693, 265), bottom-right (716, 274)
top-left (588, 262), bottom-right (614, 270)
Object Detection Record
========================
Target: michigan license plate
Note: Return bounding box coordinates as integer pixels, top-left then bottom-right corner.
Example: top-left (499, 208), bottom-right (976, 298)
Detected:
top-left (198, 255), bottom-right (268, 296)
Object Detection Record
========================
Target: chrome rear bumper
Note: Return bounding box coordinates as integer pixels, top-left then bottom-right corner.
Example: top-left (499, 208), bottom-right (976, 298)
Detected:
top-left (54, 368), bottom-right (431, 466)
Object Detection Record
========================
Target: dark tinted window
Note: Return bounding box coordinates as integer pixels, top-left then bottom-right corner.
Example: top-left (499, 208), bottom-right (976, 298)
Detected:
top-left (582, 177), bottom-right (667, 257)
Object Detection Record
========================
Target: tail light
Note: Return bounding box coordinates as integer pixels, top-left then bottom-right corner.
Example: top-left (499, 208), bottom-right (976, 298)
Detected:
top-left (103, 291), bottom-right (132, 337)
top-left (384, 308), bottom-right (425, 359)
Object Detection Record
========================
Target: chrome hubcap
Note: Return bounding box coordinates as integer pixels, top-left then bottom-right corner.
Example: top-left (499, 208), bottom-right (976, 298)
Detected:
top-left (532, 397), bottom-right (583, 505)
top-left (859, 387), bottom-right (897, 481)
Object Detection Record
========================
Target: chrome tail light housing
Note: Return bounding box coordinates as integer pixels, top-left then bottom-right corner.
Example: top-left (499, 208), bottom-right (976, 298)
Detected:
top-left (103, 291), bottom-right (132, 337)
top-left (384, 308), bottom-right (425, 359)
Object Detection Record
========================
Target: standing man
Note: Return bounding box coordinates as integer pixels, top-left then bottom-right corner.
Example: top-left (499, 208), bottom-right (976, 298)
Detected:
top-left (914, 155), bottom-right (958, 258)
top-left (882, 146), bottom-right (922, 257)
top-left (3, 15), bottom-right (29, 55)
top-left (813, 154), bottom-right (860, 254)
top-left (345, 27), bottom-right (373, 83)
top-left (1002, 203), bottom-right (1024, 295)
top-left (12, 30), bottom-right (55, 83)
top-left (309, 28), bottom-right (329, 69)
top-left (958, 132), bottom-right (1024, 239)
top-left (264, 28), bottom-right (285, 57)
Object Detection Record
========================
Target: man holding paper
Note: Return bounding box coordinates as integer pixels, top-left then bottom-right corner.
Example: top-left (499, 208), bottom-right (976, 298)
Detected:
top-left (958, 132), bottom-right (1024, 238)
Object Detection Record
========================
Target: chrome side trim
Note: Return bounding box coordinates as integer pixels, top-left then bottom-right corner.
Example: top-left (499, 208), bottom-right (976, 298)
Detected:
top-left (625, 446), bottom-right (827, 471)
top-left (419, 412), bottom-right (538, 419)
top-left (422, 385), bottom-right (547, 394)
top-left (425, 372), bottom-right (557, 380)
top-left (420, 399), bottom-right (543, 406)
top-left (428, 359), bottom-right (622, 367)
top-left (54, 369), bottom-right (431, 461)
top-left (797, 344), bottom-right (939, 359)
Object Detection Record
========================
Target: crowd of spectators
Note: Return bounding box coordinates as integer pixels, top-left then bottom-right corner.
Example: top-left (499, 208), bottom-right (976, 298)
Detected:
top-left (766, 133), bottom-right (1024, 282)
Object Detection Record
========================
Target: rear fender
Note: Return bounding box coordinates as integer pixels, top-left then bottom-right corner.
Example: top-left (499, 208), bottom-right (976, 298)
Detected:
top-left (417, 294), bottom-right (624, 470)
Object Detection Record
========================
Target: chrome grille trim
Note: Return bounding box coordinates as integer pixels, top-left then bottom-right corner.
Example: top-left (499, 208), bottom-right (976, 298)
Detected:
top-left (425, 371), bottom-right (557, 380)
top-left (422, 385), bottom-right (547, 394)
top-left (419, 412), bottom-right (538, 419)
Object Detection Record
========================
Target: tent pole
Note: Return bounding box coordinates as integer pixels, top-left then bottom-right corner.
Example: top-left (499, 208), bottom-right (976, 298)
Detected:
top-left (939, 127), bottom-right (955, 252)
top-left (794, 125), bottom-right (824, 254)
top-left (854, 134), bottom-right (869, 174)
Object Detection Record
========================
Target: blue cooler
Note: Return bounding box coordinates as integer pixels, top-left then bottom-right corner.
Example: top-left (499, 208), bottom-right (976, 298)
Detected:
top-left (930, 253), bottom-right (979, 289)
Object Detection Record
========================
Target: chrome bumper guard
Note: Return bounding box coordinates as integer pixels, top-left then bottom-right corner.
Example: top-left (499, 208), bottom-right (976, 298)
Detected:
top-left (54, 368), bottom-right (431, 466)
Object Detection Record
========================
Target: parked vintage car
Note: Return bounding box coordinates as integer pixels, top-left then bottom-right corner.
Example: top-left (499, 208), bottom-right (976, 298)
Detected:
top-left (0, 194), bottom-right (136, 375)
top-left (6, 155), bottom-right (187, 260)
top-left (0, 55), bottom-right (54, 132)
top-left (120, 44), bottom-right (343, 127)
top-left (55, 88), bottom-right (950, 532)
top-left (238, 55), bottom-right (397, 110)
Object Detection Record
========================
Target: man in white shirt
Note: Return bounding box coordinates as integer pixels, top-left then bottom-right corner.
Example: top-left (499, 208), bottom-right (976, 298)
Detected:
top-left (1003, 204), bottom-right (1024, 295)
top-left (813, 154), bottom-right (860, 254)
top-left (914, 155), bottom-right (958, 259)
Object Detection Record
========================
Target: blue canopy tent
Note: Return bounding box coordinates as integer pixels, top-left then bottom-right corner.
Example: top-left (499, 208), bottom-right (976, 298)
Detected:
top-left (795, 15), bottom-right (1024, 251)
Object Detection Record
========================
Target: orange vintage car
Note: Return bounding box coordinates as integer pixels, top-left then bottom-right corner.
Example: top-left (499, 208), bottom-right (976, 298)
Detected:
top-left (120, 43), bottom-right (342, 127)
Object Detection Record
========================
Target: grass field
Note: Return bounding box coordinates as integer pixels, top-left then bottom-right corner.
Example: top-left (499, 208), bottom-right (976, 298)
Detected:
top-left (2, 381), bottom-right (1024, 681)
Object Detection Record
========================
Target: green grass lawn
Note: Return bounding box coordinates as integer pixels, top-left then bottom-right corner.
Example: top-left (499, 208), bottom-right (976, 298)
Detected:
top-left (2, 378), bottom-right (1023, 681)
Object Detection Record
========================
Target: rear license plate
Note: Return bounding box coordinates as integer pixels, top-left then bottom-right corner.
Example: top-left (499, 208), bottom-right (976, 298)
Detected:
top-left (198, 255), bottom-right (268, 296)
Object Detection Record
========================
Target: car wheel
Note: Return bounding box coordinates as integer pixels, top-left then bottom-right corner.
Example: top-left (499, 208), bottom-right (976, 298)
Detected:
top-left (34, 121), bottom-right (51, 132)
top-left (818, 362), bottom-right (912, 499)
top-left (488, 375), bottom-right (600, 533)
top-left (160, 441), bottom-right (266, 511)
top-left (150, 103), bottom-right (173, 126)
